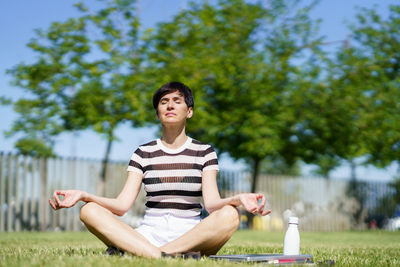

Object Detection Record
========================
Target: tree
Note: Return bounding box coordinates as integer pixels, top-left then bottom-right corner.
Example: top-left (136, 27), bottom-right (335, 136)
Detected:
top-left (5, 0), bottom-right (151, 195)
top-left (144, 0), bottom-right (324, 194)
top-left (259, 155), bottom-right (301, 176)
top-left (347, 5), bottom-right (400, 171)
top-left (304, 4), bottom-right (400, 178)
top-left (288, 4), bottom-right (400, 179)
top-left (290, 55), bottom-right (370, 179)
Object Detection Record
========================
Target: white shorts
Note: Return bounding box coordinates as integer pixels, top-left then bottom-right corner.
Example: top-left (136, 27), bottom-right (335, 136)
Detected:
top-left (135, 213), bottom-right (201, 247)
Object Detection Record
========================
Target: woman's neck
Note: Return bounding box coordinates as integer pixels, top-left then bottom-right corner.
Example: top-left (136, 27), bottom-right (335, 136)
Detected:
top-left (160, 124), bottom-right (188, 149)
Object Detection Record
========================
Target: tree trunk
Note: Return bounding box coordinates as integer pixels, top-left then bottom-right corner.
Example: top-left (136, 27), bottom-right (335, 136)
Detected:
top-left (247, 157), bottom-right (261, 229)
top-left (98, 131), bottom-right (114, 197)
top-left (350, 159), bottom-right (357, 181)
top-left (251, 158), bottom-right (260, 193)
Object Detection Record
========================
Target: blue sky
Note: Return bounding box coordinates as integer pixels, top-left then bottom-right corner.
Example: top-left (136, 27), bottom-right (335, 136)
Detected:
top-left (0, 0), bottom-right (398, 181)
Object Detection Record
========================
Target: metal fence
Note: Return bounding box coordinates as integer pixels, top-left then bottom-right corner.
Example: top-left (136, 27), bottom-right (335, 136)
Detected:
top-left (218, 172), bottom-right (395, 231)
top-left (0, 152), bottom-right (395, 232)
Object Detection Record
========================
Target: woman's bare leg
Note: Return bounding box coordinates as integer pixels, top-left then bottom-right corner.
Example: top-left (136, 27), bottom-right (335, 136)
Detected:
top-left (160, 205), bottom-right (240, 255)
top-left (81, 203), bottom-right (239, 258)
top-left (80, 202), bottom-right (161, 258)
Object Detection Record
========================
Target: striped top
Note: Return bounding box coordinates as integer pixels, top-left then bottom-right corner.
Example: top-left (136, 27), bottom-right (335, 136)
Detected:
top-left (127, 137), bottom-right (219, 217)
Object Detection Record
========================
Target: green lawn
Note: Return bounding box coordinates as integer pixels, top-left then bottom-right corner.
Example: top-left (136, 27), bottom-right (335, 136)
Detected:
top-left (0, 230), bottom-right (399, 266)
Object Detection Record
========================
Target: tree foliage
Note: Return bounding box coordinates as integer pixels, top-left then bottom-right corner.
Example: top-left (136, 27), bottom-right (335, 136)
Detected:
top-left (3, 0), bottom-right (400, 192)
top-left (287, 4), bottom-right (400, 178)
top-left (6, 0), bottom-right (151, 194)
top-left (348, 5), bottom-right (400, 169)
top-left (144, 0), bottom-right (324, 191)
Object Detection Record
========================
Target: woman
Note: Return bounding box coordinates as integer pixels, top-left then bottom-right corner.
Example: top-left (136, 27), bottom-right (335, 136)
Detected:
top-left (49, 82), bottom-right (271, 258)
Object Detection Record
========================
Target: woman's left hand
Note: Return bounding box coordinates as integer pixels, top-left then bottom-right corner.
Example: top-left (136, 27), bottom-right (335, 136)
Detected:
top-left (238, 193), bottom-right (271, 216)
top-left (49, 190), bottom-right (85, 210)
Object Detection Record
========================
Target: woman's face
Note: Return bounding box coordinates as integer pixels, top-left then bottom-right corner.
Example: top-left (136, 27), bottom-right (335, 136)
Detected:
top-left (156, 90), bottom-right (193, 125)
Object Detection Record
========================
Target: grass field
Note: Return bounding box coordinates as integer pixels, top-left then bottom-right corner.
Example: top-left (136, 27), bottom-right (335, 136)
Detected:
top-left (0, 230), bottom-right (399, 266)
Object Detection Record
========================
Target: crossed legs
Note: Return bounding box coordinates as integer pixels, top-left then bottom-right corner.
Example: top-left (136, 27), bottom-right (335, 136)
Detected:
top-left (80, 203), bottom-right (240, 258)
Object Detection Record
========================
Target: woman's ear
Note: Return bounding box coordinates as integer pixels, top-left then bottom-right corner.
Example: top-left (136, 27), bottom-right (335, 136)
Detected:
top-left (155, 111), bottom-right (160, 120)
top-left (187, 107), bottom-right (193, 119)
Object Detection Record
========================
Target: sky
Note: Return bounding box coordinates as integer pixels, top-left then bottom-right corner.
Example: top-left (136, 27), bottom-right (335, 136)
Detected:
top-left (0, 0), bottom-right (399, 181)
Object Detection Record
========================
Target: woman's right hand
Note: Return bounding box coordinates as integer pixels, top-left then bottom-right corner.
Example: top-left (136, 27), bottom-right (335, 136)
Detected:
top-left (237, 193), bottom-right (271, 216)
top-left (49, 190), bottom-right (86, 210)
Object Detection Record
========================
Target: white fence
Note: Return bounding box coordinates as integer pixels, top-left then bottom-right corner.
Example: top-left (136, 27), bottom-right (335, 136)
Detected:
top-left (0, 152), bottom-right (145, 232)
top-left (217, 173), bottom-right (393, 231)
top-left (0, 152), bottom-right (393, 232)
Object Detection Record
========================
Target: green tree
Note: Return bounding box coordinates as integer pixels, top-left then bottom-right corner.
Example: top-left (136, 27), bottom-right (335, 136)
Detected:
top-left (144, 0), bottom-right (324, 194)
top-left (291, 57), bottom-right (370, 179)
top-left (301, 4), bottom-right (400, 178)
top-left (5, 0), bottom-right (150, 195)
top-left (259, 156), bottom-right (301, 176)
top-left (347, 5), bottom-right (400, 171)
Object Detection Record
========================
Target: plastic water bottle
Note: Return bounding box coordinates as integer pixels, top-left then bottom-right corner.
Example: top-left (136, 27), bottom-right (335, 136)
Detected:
top-left (283, 217), bottom-right (300, 255)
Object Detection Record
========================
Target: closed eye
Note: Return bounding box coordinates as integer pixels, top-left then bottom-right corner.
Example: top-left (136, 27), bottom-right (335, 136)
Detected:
top-left (173, 97), bottom-right (183, 103)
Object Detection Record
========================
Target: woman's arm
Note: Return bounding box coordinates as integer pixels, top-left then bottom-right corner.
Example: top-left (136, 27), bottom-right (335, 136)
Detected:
top-left (49, 171), bottom-right (143, 216)
top-left (202, 170), bottom-right (271, 216)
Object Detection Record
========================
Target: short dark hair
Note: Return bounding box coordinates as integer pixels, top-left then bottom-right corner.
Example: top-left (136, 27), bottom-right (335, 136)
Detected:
top-left (152, 82), bottom-right (194, 110)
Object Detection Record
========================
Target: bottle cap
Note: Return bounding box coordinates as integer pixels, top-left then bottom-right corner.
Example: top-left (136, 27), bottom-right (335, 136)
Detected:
top-left (288, 217), bottom-right (298, 224)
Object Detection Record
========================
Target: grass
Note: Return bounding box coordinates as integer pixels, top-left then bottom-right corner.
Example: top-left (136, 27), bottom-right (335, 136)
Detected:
top-left (0, 230), bottom-right (399, 266)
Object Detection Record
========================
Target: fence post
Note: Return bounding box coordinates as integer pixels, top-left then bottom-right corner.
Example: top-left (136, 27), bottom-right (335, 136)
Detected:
top-left (73, 158), bottom-right (79, 231)
top-left (0, 153), bottom-right (5, 231)
top-left (22, 156), bottom-right (29, 231)
top-left (47, 158), bottom-right (54, 231)
top-left (15, 154), bottom-right (21, 231)
top-left (64, 158), bottom-right (70, 231)
top-left (38, 157), bottom-right (46, 231)
top-left (30, 158), bottom-right (37, 230)
top-left (7, 153), bottom-right (14, 232)
top-left (51, 157), bottom-right (58, 230)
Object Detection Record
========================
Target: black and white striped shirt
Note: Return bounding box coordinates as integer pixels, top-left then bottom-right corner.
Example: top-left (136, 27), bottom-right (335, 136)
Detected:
top-left (127, 137), bottom-right (219, 217)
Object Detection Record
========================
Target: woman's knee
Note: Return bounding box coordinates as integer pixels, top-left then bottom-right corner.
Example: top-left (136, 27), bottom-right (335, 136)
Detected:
top-left (215, 205), bottom-right (240, 231)
top-left (80, 202), bottom-right (102, 222)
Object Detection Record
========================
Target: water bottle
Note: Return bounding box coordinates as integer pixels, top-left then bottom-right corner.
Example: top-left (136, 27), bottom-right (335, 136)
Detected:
top-left (283, 216), bottom-right (300, 255)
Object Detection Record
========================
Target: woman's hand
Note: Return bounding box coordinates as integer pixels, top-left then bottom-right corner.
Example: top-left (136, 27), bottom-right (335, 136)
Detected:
top-left (49, 190), bottom-right (86, 210)
top-left (238, 193), bottom-right (271, 216)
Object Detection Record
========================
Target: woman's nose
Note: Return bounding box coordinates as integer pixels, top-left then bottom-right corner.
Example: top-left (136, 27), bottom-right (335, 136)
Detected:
top-left (167, 101), bottom-right (174, 109)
